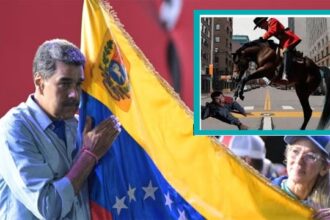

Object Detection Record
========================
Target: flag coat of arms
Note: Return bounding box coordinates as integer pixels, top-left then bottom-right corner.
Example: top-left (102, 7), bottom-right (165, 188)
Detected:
top-left (80, 0), bottom-right (313, 219)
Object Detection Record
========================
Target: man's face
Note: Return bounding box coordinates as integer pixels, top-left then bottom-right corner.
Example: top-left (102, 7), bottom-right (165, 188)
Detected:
top-left (35, 61), bottom-right (84, 120)
top-left (214, 94), bottom-right (225, 106)
top-left (259, 20), bottom-right (268, 30)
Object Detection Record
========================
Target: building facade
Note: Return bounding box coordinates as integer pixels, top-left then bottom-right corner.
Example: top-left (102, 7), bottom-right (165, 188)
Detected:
top-left (306, 18), bottom-right (330, 67)
top-left (292, 17), bottom-right (330, 67)
top-left (289, 17), bottom-right (307, 55)
top-left (201, 17), bottom-right (212, 75)
top-left (200, 17), bottom-right (233, 92)
top-left (232, 35), bottom-right (250, 48)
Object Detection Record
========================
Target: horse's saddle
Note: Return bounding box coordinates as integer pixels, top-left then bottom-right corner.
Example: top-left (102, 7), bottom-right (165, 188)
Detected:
top-left (272, 49), bottom-right (305, 82)
top-left (275, 48), bottom-right (305, 63)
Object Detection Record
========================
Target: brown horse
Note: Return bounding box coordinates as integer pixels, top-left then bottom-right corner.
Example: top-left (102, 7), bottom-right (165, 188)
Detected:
top-left (232, 39), bottom-right (330, 130)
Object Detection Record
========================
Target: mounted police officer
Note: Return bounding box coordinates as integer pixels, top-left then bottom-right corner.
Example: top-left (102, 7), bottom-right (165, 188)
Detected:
top-left (253, 17), bottom-right (301, 81)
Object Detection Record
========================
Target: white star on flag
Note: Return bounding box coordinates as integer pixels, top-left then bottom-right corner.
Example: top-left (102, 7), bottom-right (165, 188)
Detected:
top-left (164, 192), bottom-right (173, 210)
top-left (112, 196), bottom-right (128, 215)
top-left (142, 180), bottom-right (158, 200)
top-left (127, 184), bottom-right (136, 202)
top-left (178, 209), bottom-right (188, 220)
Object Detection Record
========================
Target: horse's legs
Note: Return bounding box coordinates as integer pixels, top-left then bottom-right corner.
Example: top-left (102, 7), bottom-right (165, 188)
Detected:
top-left (238, 76), bottom-right (248, 100)
top-left (318, 67), bottom-right (330, 129)
top-left (237, 64), bottom-right (275, 100)
top-left (295, 83), bottom-right (312, 130)
top-left (234, 81), bottom-right (242, 100)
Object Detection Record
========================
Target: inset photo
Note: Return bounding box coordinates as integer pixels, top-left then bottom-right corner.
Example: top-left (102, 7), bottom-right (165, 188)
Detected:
top-left (194, 11), bottom-right (330, 135)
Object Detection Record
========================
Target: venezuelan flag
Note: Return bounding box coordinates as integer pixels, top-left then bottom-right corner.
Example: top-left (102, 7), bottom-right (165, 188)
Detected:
top-left (80, 0), bottom-right (313, 219)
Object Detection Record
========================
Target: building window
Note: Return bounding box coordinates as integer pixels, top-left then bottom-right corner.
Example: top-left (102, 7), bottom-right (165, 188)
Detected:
top-left (214, 56), bottom-right (219, 63)
top-left (214, 48), bottom-right (219, 53)
top-left (202, 52), bottom-right (207, 60)
top-left (207, 31), bottom-right (210, 38)
top-left (215, 37), bottom-right (220, 43)
top-left (215, 24), bottom-right (220, 30)
top-left (202, 38), bottom-right (208, 47)
top-left (207, 18), bottom-right (211, 26)
top-left (202, 25), bottom-right (206, 34)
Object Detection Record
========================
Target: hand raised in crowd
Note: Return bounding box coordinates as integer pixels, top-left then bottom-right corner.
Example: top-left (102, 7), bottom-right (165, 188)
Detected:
top-left (314, 208), bottom-right (330, 220)
top-left (83, 115), bottom-right (121, 160)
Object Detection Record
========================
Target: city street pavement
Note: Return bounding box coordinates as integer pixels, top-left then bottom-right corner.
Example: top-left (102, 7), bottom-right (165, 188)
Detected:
top-left (200, 86), bottom-right (325, 131)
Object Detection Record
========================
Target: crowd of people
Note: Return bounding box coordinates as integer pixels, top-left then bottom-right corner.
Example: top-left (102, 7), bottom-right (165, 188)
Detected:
top-left (220, 135), bottom-right (330, 220)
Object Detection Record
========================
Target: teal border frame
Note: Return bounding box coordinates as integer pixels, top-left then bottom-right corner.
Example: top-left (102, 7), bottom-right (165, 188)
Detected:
top-left (194, 10), bottom-right (330, 135)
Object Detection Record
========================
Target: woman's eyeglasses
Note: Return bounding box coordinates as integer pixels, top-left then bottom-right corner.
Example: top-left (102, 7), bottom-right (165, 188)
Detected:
top-left (288, 147), bottom-right (323, 164)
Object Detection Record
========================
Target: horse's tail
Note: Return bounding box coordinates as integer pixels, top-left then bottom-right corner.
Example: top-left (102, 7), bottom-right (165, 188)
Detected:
top-left (317, 66), bottom-right (330, 129)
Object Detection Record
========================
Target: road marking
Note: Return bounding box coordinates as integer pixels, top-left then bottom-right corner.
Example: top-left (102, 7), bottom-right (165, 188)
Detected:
top-left (282, 105), bottom-right (294, 110)
top-left (244, 106), bottom-right (254, 110)
top-left (262, 116), bottom-right (273, 130)
top-left (233, 111), bottom-right (322, 118)
top-left (235, 88), bottom-right (321, 129)
top-left (264, 88), bottom-right (271, 111)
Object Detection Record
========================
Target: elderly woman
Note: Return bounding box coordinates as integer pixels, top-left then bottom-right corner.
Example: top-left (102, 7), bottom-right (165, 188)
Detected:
top-left (272, 136), bottom-right (330, 219)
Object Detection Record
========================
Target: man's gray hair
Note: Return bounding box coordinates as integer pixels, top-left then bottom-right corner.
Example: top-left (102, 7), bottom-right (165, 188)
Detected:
top-left (32, 39), bottom-right (85, 79)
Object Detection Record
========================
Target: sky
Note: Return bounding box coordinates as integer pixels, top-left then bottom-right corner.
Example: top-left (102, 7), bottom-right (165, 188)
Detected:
top-left (233, 17), bottom-right (288, 42)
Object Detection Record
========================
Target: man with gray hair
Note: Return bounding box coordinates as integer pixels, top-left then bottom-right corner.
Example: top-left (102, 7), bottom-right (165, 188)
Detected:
top-left (0, 39), bottom-right (121, 219)
top-left (227, 136), bottom-right (279, 179)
